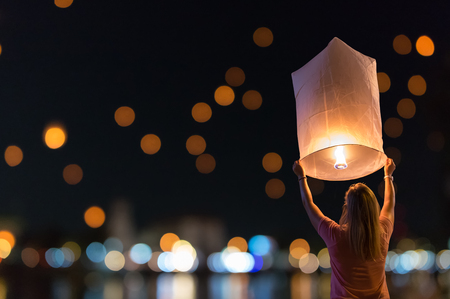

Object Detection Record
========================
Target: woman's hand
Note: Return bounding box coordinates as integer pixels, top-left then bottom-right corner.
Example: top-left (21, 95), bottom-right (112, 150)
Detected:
top-left (292, 159), bottom-right (306, 178)
top-left (384, 158), bottom-right (396, 176)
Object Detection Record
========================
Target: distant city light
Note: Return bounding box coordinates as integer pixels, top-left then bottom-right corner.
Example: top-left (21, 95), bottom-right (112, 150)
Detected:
top-left (253, 27), bottom-right (273, 47)
top-left (242, 90), bottom-right (262, 110)
top-left (416, 35), bottom-right (435, 56)
top-left (248, 235), bottom-right (272, 256)
top-left (84, 206), bottom-right (106, 228)
top-left (63, 164), bottom-right (83, 185)
top-left (377, 72), bottom-right (391, 93)
top-left (158, 252), bottom-right (176, 272)
top-left (299, 253), bottom-right (319, 274)
top-left (105, 251), bottom-right (125, 271)
top-left (227, 237), bottom-right (248, 252)
top-left (214, 86), bottom-right (235, 106)
top-left (160, 233), bottom-right (180, 252)
top-left (225, 67), bottom-right (245, 87)
top-left (191, 102), bottom-right (212, 123)
top-left (140, 134), bottom-right (161, 155)
top-left (393, 34), bottom-right (412, 55)
top-left (130, 243), bottom-right (152, 264)
top-left (114, 106), bottom-right (135, 127)
top-left (86, 242), bottom-right (107, 263)
top-left (45, 248), bottom-right (65, 268)
top-left (290, 238), bottom-right (310, 259)
top-left (4, 145), bottom-right (23, 167)
top-left (44, 125), bottom-right (66, 149)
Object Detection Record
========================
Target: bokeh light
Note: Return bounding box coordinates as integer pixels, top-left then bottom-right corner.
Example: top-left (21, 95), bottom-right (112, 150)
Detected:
top-left (0, 231), bottom-right (15, 248)
top-left (63, 164), bottom-right (83, 185)
top-left (141, 134), bottom-right (161, 154)
top-left (21, 248), bottom-right (40, 268)
top-left (104, 237), bottom-right (123, 253)
top-left (160, 233), bottom-right (180, 252)
top-left (427, 131), bottom-right (445, 152)
top-left (158, 252), bottom-right (176, 272)
top-left (86, 242), bottom-right (107, 263)
top-left (105, 251), bottom-right (125, 271)
top-left (130, 243), bottom-right (152, 264)
top-left (265, 178), bottom-right (285, 199)
top-left (397, 98), bottom-right (416, 119)
top-left (0, 240), bottom-right (11, 259)
top-left (55, 0), bottom-right (73, 8)
top-left (393, 34), bottom-right (412, 55)
top-left (408, 75), bottom-right (426, 96)
top-left (191, 102), bottom-right (212, 123)
top-left (223, 251), bottom-right (255, 273)
top-left (416, 35), bottom-right (434, 56)
top-left (248, 235), bottom-right (273, 256)
top-left (290, 239), bottom-right (310, 259)
top-left (62, 241), bottom-right (81, 261)
top-left (384, 117), bottom-right (403, 138)
top-left (44, 125), bottom-right (66, 149)
top-left (84, 206), bottom-right (106, 228)
top-left (242, 90), bottom-right (262, 110)
top-left (4, 145), bottom-right (23, 167)
top-left (385, 147), bottom-right (401, 166)
top-left (228, 237), bottom-right (248, 252)
top-left (148, 251), bottom-right (162, 272)
top-left (318, 248), bottom-right (331, 269)
top-left (45, 248), bottom-right (64, 268)
top-left (377, 72), bottom-right (391, 93)
top-left (253, 27), bottom-right (273, 47)
top-left (262, 152), bottom-right (282, 173)
top-left (114, 106), bottom-right (135, 127)
top-left (299, 253), bottom-right (319, 274)
top-left (225, 67), bottom-right (245, 87)
top-left (214, 86), bottom-right (235, 106)
top-left (0, 45), bottom-right (2, 55)
top-left (195, 153), bottom-right (216, 174)
top-left (186, 135), bottom-right (206, 155)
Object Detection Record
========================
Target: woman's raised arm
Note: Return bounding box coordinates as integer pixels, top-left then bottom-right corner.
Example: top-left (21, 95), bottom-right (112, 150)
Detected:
top-left (381, 158), bottom-right (396, 223)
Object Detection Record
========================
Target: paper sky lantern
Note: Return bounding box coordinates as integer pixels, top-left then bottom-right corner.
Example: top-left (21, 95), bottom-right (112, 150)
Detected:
top-left (292, 37), bottom-right (386, 181)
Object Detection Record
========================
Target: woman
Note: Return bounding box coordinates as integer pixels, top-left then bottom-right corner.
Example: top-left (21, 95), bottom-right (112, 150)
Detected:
top-left (292, 158), bottom-right (396, 298)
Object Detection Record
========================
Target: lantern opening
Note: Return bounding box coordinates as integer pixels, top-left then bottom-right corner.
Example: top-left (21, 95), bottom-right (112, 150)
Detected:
top-left (334, 146), bottom-right (348, 170)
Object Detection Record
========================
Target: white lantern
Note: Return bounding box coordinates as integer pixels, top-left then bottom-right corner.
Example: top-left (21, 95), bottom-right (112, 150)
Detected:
top-left (292, 37), bottom-right (386, 181)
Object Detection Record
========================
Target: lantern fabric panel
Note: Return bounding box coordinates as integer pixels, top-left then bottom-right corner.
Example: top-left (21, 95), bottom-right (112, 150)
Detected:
top-left (292, 37), bottom-right (386, 181)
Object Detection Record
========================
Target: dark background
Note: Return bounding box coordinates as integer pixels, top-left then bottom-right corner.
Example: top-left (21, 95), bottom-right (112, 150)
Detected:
top-left (1, 0), bottom-right (449, 250)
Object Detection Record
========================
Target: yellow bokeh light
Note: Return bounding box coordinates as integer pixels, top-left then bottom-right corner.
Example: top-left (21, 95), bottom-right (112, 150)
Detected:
top-left (427, 131), bottom-right (445, 152)
top-left (393, 35), bottom-right (412, 55)
top-left (105, 251), bottom-right (125, 271)
top-left (265, 178), bottom-right (285, 199)
top-left (141, 134), bottom-right (161, 155)
top-left (0, 231), bottom-right (15, 248)
top-left (397, 98), bottom-right (416, 119)
top-left (4, 145), bottom-right (23, 167)
top-left (262, 152), bottom-right (282, 173)
top-left (384, 118), bottom-right (403, 138)
top-left (114, 106), bottom-right (135, 127)
top-left (242, 90), bottom-right (262, 110)
top-left (195, 153), bottom-right (216, 174)
top-left (214, 86), bottom-right (235, 106)
top-left (84, 206), bottom-right (106, 228)
top-left (318, 248), bottom-right (331, 269)
top-left (191, 102), bottom-right (212, 123)
top-left (416, 35), bottom-right (434, 56)
top-left (408, 75), bottom-right (426, 96)
top-left (253, 27), bottom-right (273, 47)
top-left (63, 164), bottom-right (83, 185)
top-left (186, 135), bottom-right (206, 155)
top-left (21, 248), bottom-right (40, 268)
top-left (290, 238), bottom-right (310, 258)
top-left (227, 237), bottom-right (248, 252)
top-left (62, 241), bottom-right (81, 261)
top-left (0, 239), bottom-right (11, 259)
top-left (225, 67), bottom-right (245, 87)
top-left (377, 72), bottom-right (391, 93)
top-left (291, 247), bottom-right (308, 260)
top-left (160, 233), bottom-right (180, 252)
top-left (44, 126), bottom-right (66, 149)
top-left (55, 0), bottom-right (73, 8)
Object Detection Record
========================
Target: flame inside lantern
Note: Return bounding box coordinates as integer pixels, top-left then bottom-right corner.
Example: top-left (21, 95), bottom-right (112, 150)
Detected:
top-left (334, 146), bottom-right (348, 170)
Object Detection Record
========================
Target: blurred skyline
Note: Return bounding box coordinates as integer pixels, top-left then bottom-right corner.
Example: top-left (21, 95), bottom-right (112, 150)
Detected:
top-left (1, 0), bottom-right (450, 250)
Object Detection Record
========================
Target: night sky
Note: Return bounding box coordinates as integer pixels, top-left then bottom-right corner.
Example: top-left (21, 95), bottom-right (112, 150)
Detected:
top-left (1, 1), bottom-right (450, 250)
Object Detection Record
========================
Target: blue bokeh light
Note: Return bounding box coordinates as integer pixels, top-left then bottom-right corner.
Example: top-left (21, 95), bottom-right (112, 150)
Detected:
top-left (130, 243), bottom-right (152, 264)
top-left (45, 248), bottom-right (65, 268)
top-left (249, 235), bottom-right (271, 256)
top-left (86, 242), bottom-right (107, 263)
top-left (104, 237), bottom-right (123, 253)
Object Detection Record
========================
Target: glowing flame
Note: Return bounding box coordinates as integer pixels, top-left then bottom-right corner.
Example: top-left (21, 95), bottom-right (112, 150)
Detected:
top-left (334, 146), bottom-right (347, 170)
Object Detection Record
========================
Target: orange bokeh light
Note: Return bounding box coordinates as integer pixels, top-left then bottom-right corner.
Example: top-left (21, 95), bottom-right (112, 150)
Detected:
top-left (0, 231), bottom-right (15, 248)
top-left (63, 164), bottom-right (83, 185)
top-left (141, 134), bottom-right (161, 154)
top-left (290, 238), bottom-right (310, 259)
top-left (84, 206), bottom-right (106, 228)
top-left (416, 35), bottom-right (434, 56)
top-left (4, 145), bottom-right (23, 167)
top-left (408, 75), bottom-right (426, 96)
top-left (44, 125), bottom-right (66, 149)
top-left (242, 90), bottom-right (262, 110)
top-left (253, 27), bottom-right (273, 47)
top-left (397, 98), bottom-right (416, 119)
top-left (384, 118), bottom-right (403, 138)
top-left (186, 135), bottom-right (206, 155)
top-left (55, 0), bottom-right (73, 8)
top-left (265, 178), bottom-right (285, 199)
top-left (114, 106), bottom-right (135, 127)
top-left (22, 248), bottom-right (40, 268)
top-left (393, 35), bottom-right (412, 55)
top-left (228, 237), bottom-right (248, 252)
top-left (377, 72), bottom-right (391, 93)
top-left (191, 102), bottom-right (212, 123)
top-left (160, 233), bottom-right (180, 252)
top-left (225, 67), bottom-right (245, 87)
top-left (262, 152), bottom-right (282, 173)
top-left (196, 154), bottom-right (216, 174)
top-left (214, 86), bottom-right (235, 106)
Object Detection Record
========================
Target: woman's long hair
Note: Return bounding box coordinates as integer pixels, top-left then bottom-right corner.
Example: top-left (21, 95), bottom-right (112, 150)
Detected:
top-left (339, 183), bottom-right (381, 261)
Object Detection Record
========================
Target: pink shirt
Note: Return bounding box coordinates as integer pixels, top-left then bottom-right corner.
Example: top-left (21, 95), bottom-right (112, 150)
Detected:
top-left (318, 215), bottom-right (394, 299)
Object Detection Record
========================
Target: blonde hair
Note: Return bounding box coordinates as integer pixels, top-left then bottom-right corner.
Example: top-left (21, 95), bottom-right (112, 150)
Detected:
top-left (339, 183), bottom-right (381, 261)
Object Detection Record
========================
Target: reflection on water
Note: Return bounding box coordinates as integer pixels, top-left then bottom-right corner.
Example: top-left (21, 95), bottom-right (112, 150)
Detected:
top-left (1, 270), bottom-right (449, 298)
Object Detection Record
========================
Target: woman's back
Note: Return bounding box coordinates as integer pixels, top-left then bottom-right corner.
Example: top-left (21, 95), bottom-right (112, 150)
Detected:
top-left (318, 215), bottom-right (393, 298)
